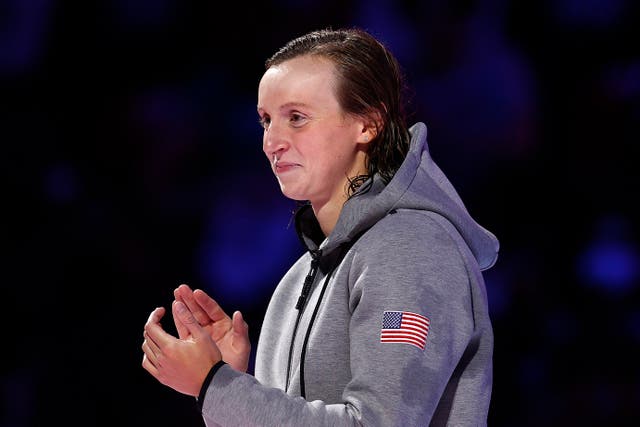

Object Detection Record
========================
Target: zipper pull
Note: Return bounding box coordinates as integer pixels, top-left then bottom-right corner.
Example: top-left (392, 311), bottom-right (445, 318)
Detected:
top-left (295, 250), bottom-right (321, 310)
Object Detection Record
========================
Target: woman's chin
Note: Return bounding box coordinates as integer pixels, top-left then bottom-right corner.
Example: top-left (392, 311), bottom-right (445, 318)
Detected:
top-left (278, 185), bottom-right (303, 201)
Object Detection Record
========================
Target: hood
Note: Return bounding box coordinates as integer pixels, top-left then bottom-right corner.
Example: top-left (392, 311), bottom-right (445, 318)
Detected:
top-left (295, 122), bottom-right (499, 271)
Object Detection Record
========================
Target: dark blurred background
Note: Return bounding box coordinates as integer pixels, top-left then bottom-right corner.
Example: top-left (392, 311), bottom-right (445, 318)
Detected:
top-left (2, 0), bottom-right (639, 426)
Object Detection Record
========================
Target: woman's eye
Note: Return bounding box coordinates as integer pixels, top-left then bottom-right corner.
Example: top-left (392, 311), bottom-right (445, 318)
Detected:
top-left (290, 113), bottom-right (306, 126)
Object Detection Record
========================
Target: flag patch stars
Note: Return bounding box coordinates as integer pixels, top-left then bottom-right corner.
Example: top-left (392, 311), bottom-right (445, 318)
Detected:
top-left (380, 310), bottom-right (430, 350)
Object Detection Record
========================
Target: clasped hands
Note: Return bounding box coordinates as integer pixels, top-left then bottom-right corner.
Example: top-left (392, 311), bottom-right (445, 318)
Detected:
top-left (141, 284), bottom-right (251, 396)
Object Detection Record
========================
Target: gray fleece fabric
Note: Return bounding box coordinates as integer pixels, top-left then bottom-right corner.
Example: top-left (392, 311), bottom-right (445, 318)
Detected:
top-left (201, 122), bottom-right (500, 426)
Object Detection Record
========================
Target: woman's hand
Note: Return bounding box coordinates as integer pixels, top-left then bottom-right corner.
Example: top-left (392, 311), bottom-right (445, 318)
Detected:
top-left (173, 284), bottom-right (251, 373)
top-left (141, 301), bottom-right (222, 397)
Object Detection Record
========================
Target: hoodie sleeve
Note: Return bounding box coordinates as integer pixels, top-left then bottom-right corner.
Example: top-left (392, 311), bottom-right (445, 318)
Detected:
top-left (342, 209), bottom-right (488, 425)
top-left (200, 365), bottom-right (363, 427)
top-left (199, 209), bottom-right (489, 426)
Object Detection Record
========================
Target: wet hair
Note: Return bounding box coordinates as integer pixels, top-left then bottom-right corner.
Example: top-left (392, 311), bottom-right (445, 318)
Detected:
top-left (265, 27), bottom-right (411, 197)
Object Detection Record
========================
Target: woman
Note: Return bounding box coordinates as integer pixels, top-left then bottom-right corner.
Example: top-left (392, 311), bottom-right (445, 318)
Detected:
top-left (142, 27), bottom-right (499, 426)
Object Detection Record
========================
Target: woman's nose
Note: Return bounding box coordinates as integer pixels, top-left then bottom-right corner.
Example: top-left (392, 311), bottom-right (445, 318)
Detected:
top-left (262, 122), bottom-right (289, 156)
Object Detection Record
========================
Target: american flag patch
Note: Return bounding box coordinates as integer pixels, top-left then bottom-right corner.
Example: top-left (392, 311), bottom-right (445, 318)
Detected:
top-left (380, 310), bottom-right (430, 350)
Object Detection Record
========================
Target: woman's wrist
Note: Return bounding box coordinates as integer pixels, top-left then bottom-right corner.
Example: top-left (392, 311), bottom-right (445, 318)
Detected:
top-left (195, 360), bottom-right (227, 412)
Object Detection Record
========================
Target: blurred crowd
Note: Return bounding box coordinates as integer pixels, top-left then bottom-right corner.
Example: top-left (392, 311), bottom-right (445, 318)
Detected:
top-left (2, 1), bottom-right (638, 426)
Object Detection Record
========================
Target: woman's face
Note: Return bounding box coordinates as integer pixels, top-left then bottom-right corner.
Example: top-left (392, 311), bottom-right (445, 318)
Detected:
top-left (257, 55), bottom-right (369, 208)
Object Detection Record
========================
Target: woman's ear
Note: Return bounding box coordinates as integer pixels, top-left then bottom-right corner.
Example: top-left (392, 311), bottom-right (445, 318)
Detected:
top-left (358, 112), bottom-right (382, 144)
top-left (358, 127), bottom-right (374, 144)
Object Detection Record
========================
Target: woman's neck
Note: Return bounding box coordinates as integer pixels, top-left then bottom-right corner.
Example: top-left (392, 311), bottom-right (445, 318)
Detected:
top-left (312, 153), bottom-right (368, 237)
top-left (311, 193), bottom-right (348, 238)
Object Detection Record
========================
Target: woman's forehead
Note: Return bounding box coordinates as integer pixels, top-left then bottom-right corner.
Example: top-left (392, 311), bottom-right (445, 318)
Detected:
top-left (258, 57), bottom-right (338, 111)
top-left (261, 56), bottom-right (335, 87)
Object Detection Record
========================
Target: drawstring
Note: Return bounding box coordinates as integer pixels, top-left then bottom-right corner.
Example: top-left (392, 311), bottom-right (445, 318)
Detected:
top-left (285, 237), bottom-right (362, 397)
top-left (285, 249), bottom-right (321, 392)
top-left (299, 244), bottom-right (350, 398)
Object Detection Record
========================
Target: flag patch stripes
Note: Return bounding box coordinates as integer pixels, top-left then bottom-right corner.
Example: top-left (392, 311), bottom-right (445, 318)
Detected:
top-left (380, 310), bottom-right (430, 350)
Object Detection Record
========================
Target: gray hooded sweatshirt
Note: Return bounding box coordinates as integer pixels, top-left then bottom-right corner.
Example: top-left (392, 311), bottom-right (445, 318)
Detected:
top-left (200, 122), bottom-right (500, 426)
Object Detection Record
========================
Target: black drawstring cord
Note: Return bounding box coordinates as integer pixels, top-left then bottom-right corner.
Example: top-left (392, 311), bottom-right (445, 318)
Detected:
top-left (299, 244), bottom-right (349, 398)
top-left (298, 269), bottom-right (335, 398)
top-left (285, 249), bottom-right (322, 392)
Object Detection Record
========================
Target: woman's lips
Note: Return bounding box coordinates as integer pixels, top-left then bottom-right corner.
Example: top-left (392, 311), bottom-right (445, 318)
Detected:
top-left (274, 161), bottom-right (299, 174)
